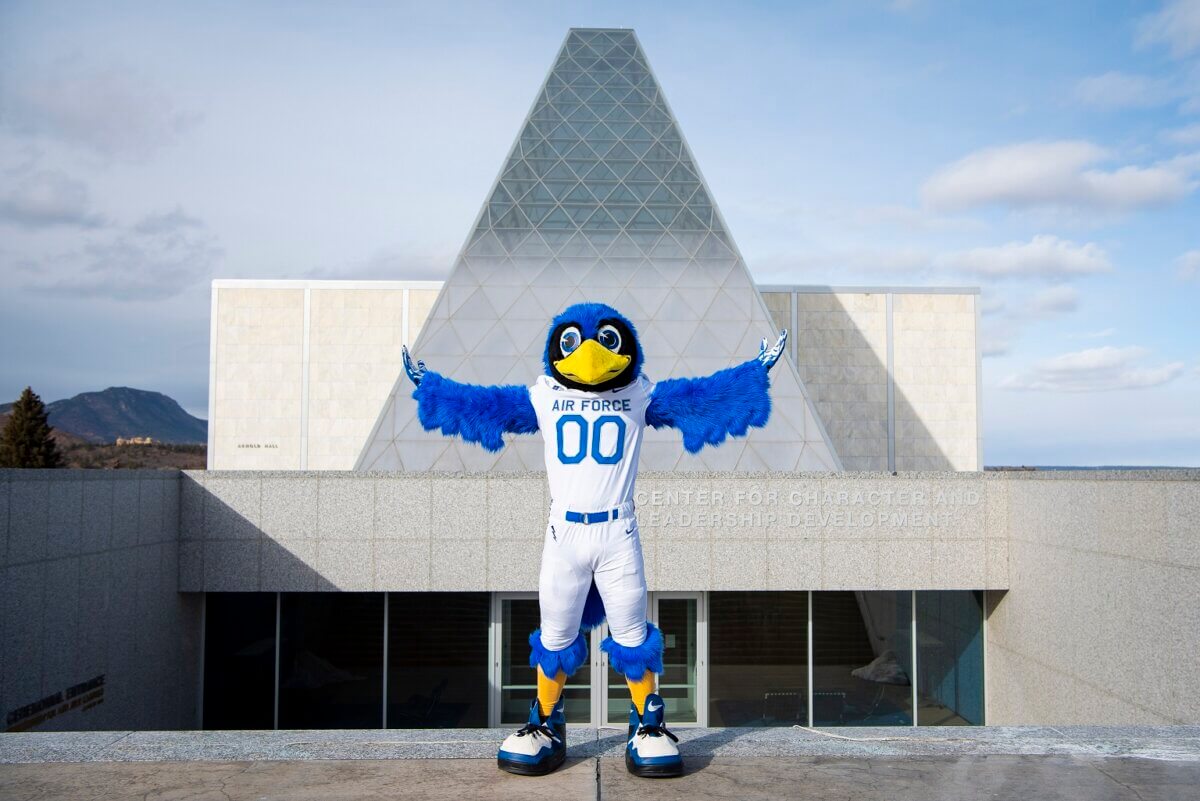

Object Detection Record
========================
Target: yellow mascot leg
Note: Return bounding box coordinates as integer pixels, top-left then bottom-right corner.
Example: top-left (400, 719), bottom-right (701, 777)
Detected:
top-left (537, 667), bottom-right (568, 717)
top-left (625, 669), bottom-right (657, 716)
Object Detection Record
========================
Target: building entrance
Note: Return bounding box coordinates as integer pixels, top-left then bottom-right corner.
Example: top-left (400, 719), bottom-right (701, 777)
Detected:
top-left (202, 591), bottom-right (983, 730)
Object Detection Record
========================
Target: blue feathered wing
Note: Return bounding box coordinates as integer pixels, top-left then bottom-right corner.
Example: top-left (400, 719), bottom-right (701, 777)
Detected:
top-left (645, 359), bottom-right (772, 453)
top-left (412, 372), bottom-right (538, 451)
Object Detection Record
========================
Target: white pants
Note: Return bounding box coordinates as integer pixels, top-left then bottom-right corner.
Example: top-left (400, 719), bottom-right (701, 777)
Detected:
top-left (538, 516), bottom-right (648, 652)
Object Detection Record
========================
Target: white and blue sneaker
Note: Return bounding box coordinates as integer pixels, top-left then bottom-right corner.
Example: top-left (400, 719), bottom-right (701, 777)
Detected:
top-left (626, 693), bottom-right (682, 778)
top-left (497, 697), bottom-right (566, 776)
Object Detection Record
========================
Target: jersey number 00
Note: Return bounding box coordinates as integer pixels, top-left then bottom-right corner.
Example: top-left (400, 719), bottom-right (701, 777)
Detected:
top-left (555, 414), bottom-right (627, 465)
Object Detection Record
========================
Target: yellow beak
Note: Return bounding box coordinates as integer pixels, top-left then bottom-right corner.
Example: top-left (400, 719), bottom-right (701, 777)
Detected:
top-left (554, 339), bottom-right (631, 385)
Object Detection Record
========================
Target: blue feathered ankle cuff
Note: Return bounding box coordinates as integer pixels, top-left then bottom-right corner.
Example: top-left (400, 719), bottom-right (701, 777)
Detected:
top-left (529, 629), bottom-right (589, 678)
top-left (600, 623), bottom-right (664, 680)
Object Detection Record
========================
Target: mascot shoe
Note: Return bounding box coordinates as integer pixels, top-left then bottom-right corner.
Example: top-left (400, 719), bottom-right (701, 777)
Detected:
top-left (625, 692), bottom-right (683, 778)
top-left (497, 697), bottom-right (567, 776)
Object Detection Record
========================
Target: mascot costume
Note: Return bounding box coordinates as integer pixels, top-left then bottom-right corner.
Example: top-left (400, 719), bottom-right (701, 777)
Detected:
top-left (402, 302), bottom-right (786, 778)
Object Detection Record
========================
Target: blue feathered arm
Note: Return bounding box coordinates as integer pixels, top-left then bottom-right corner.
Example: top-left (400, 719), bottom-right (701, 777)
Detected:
top-left (412, 371), bottom-right (539, 452)
top-left (646, 359), bottom-right (772, 453)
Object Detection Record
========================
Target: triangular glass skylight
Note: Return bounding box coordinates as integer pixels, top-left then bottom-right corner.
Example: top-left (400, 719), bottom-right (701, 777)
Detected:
top-left (357, 28), bottom-right (841, 473)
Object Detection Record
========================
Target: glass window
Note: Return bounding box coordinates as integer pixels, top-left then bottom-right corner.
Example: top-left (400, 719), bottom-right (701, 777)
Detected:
top-left (203, 593), bottom-right (276, 730)
top-left (813, 591), bottom-right (912, 726)
top-left (500, 598), bottom-right (591, 725)
top-left (278, 593), bottom-right (384, 729)
top-left (388, 593), bottom-right (489, 728)
top-left (916, 591), bottom-right (985, 725)
top-left (657, 597), bottom-right (699, 723)
top-left (708, 591), bottom-right (807, 726)
top-left (604, 622), bottom-right (631, 724)
top-left (605, 597), bottom-right (698, 724)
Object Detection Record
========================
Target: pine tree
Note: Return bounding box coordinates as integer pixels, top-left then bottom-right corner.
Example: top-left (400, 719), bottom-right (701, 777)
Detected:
top-left (0, 387), bottom-right (64, 468)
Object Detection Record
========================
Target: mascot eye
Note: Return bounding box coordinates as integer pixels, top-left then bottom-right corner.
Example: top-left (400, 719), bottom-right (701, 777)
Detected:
top-left (559, 327), bottom-right (582, 355)
top-left (597, 324), bottom-right (622, 352)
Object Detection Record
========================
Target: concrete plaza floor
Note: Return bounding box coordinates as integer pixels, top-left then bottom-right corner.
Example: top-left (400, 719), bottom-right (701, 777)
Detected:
top-left (3, 726), bottom-right (1199, 800)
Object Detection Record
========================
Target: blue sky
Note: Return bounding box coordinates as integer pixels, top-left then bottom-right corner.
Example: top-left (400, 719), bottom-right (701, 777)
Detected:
top-left (1, 0), bottom-right (1197, 465)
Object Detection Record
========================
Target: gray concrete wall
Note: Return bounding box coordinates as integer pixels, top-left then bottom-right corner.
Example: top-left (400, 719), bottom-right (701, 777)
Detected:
top-left (986, 471), bottom-right (1200, 725)
top-left (6, 467), bottom-right (1198, 729)
top-left (181, 471), bottom-right (1006, 593)
top-left (0, 470), bottom-right (201, 732)
top-left (760, 288), bottom-right (981, 472)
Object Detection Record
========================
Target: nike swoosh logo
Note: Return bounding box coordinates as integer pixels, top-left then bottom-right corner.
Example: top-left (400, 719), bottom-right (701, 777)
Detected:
top-left (647, 701), bottom-right (662, 712)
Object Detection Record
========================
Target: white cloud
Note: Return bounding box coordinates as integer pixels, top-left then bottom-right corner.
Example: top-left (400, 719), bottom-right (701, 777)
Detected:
top-left (2, 59), bottom-right (199, 161)
top-left (842, 203), bottom-right (984, 233)
top-left (1029, 284), bottom-right (1080, 315)
top-left (921, 141), bottom-right (1197, 212)
top-left (1177, 249), bottom-right (1200, 279)
top-left (18, 209), bottom-right (221, 300)
top-left (1137, 0), bottom-right (1200, 59)
top-left (1076, 71), bottom-right (1177, 110)
top-left (1165, 123), bottom-right (1200, 145)
top-left (305, 244), bottom-right (456, 281)
top-left (751, 246), bottom-right (934, 282)
top-left (979, 295), bottom-right (1006, 316)
top-left (766, 236), bottom-right (1115, 284)
top-left (1069, 328), bottom-right (1116, 340)
top-left (981, 337), bottom-right (1010, 358)
top-left (935, 235), bottom-right (1112, 279)
top-left (0, 168), bottom-right (105, 228)
top-left (132, 207), bottom-right (205, 236)
top-left (1000, 346), bottom-right (1186, 392)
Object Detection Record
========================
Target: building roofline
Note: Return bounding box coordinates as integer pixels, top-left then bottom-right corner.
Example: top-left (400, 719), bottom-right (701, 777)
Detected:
top-left (212, 279), bottom-right (981, 295)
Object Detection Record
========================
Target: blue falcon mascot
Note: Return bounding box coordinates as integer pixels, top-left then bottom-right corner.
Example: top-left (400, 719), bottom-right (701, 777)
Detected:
top-left (403, 302), bottom-right (786, 778)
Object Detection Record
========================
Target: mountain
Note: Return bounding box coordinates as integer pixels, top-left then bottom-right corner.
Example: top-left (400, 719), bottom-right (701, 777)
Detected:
top-left (0, 387), bottom-right (207, 445)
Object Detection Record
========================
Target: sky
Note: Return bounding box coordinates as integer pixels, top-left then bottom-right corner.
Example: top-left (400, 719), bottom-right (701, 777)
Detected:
top-left (1, 0), bottom-right (1198, 466)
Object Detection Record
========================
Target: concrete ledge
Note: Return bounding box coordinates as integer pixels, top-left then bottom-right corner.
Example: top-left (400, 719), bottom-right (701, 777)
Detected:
top-left (4, 726), bottom-right (1199, 764)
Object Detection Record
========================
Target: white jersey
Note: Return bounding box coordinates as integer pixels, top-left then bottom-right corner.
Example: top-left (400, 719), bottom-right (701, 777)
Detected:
top-left (529, 374), bottom-right (654, 514)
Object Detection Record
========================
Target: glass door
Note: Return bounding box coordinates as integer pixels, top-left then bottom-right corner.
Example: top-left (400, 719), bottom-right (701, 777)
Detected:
top-left (708, 591), bottom-right (808, 727)
top-left (601, 592), bottom-right (705, 726)
top-left (811, 591), bottom-right (912, 726)
top-left (492, 593), bottom-right (594, 726)
top-left (654, 594), bottom-right (702, 724)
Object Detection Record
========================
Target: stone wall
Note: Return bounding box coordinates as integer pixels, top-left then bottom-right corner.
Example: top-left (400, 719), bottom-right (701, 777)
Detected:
top-left (891, 293), bottom-right (978, 471)
top-left (760, 288), bottom-right (980, 472)
top-left (986, 471), bottom-right (1200, 724)
top-left (180, 471), bottom-right (1006, 593)
top-left (208, 281), bottom-right (440, 470)
top-left (306, 286), bottom-right (440, 470)
top-left (793, 292), bottom-right (890, 471)
top-left (5, 467), bottom-right (1197, 730)
top-left (210, 287), bottom-right (306, 470)
top-left (0, 470), bottom-right (201, 733)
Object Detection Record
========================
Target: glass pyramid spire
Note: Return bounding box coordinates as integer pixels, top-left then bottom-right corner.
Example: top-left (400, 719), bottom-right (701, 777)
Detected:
top-left (357, 28), bottom-right (841, 472)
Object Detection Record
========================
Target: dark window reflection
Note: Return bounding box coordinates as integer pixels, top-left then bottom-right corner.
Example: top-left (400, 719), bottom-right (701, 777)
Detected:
top-left (606, 597), bottom-right (700, 724)
top-left (813, 591), bottom-right (913, 726)
top-left (657, 598), bottom-right (698, 723)
top-left (387, 593), bottom-right (489, 728)
top-left (709, 591), bottom-right (807, 726)
top-left (605, 622), bottom-right (632, 724)
top-left (279, 593), bottom-right (384, 729)
top-left (500, 598), bottom-right (590, 725)
top-left (203, 593), bottom-right (276, 729)
top-left (916, 591), bottom-right (984, 725)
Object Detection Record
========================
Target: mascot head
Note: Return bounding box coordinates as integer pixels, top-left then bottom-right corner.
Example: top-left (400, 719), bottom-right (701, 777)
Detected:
top-left (544, 302), bottom-right (642, 392)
